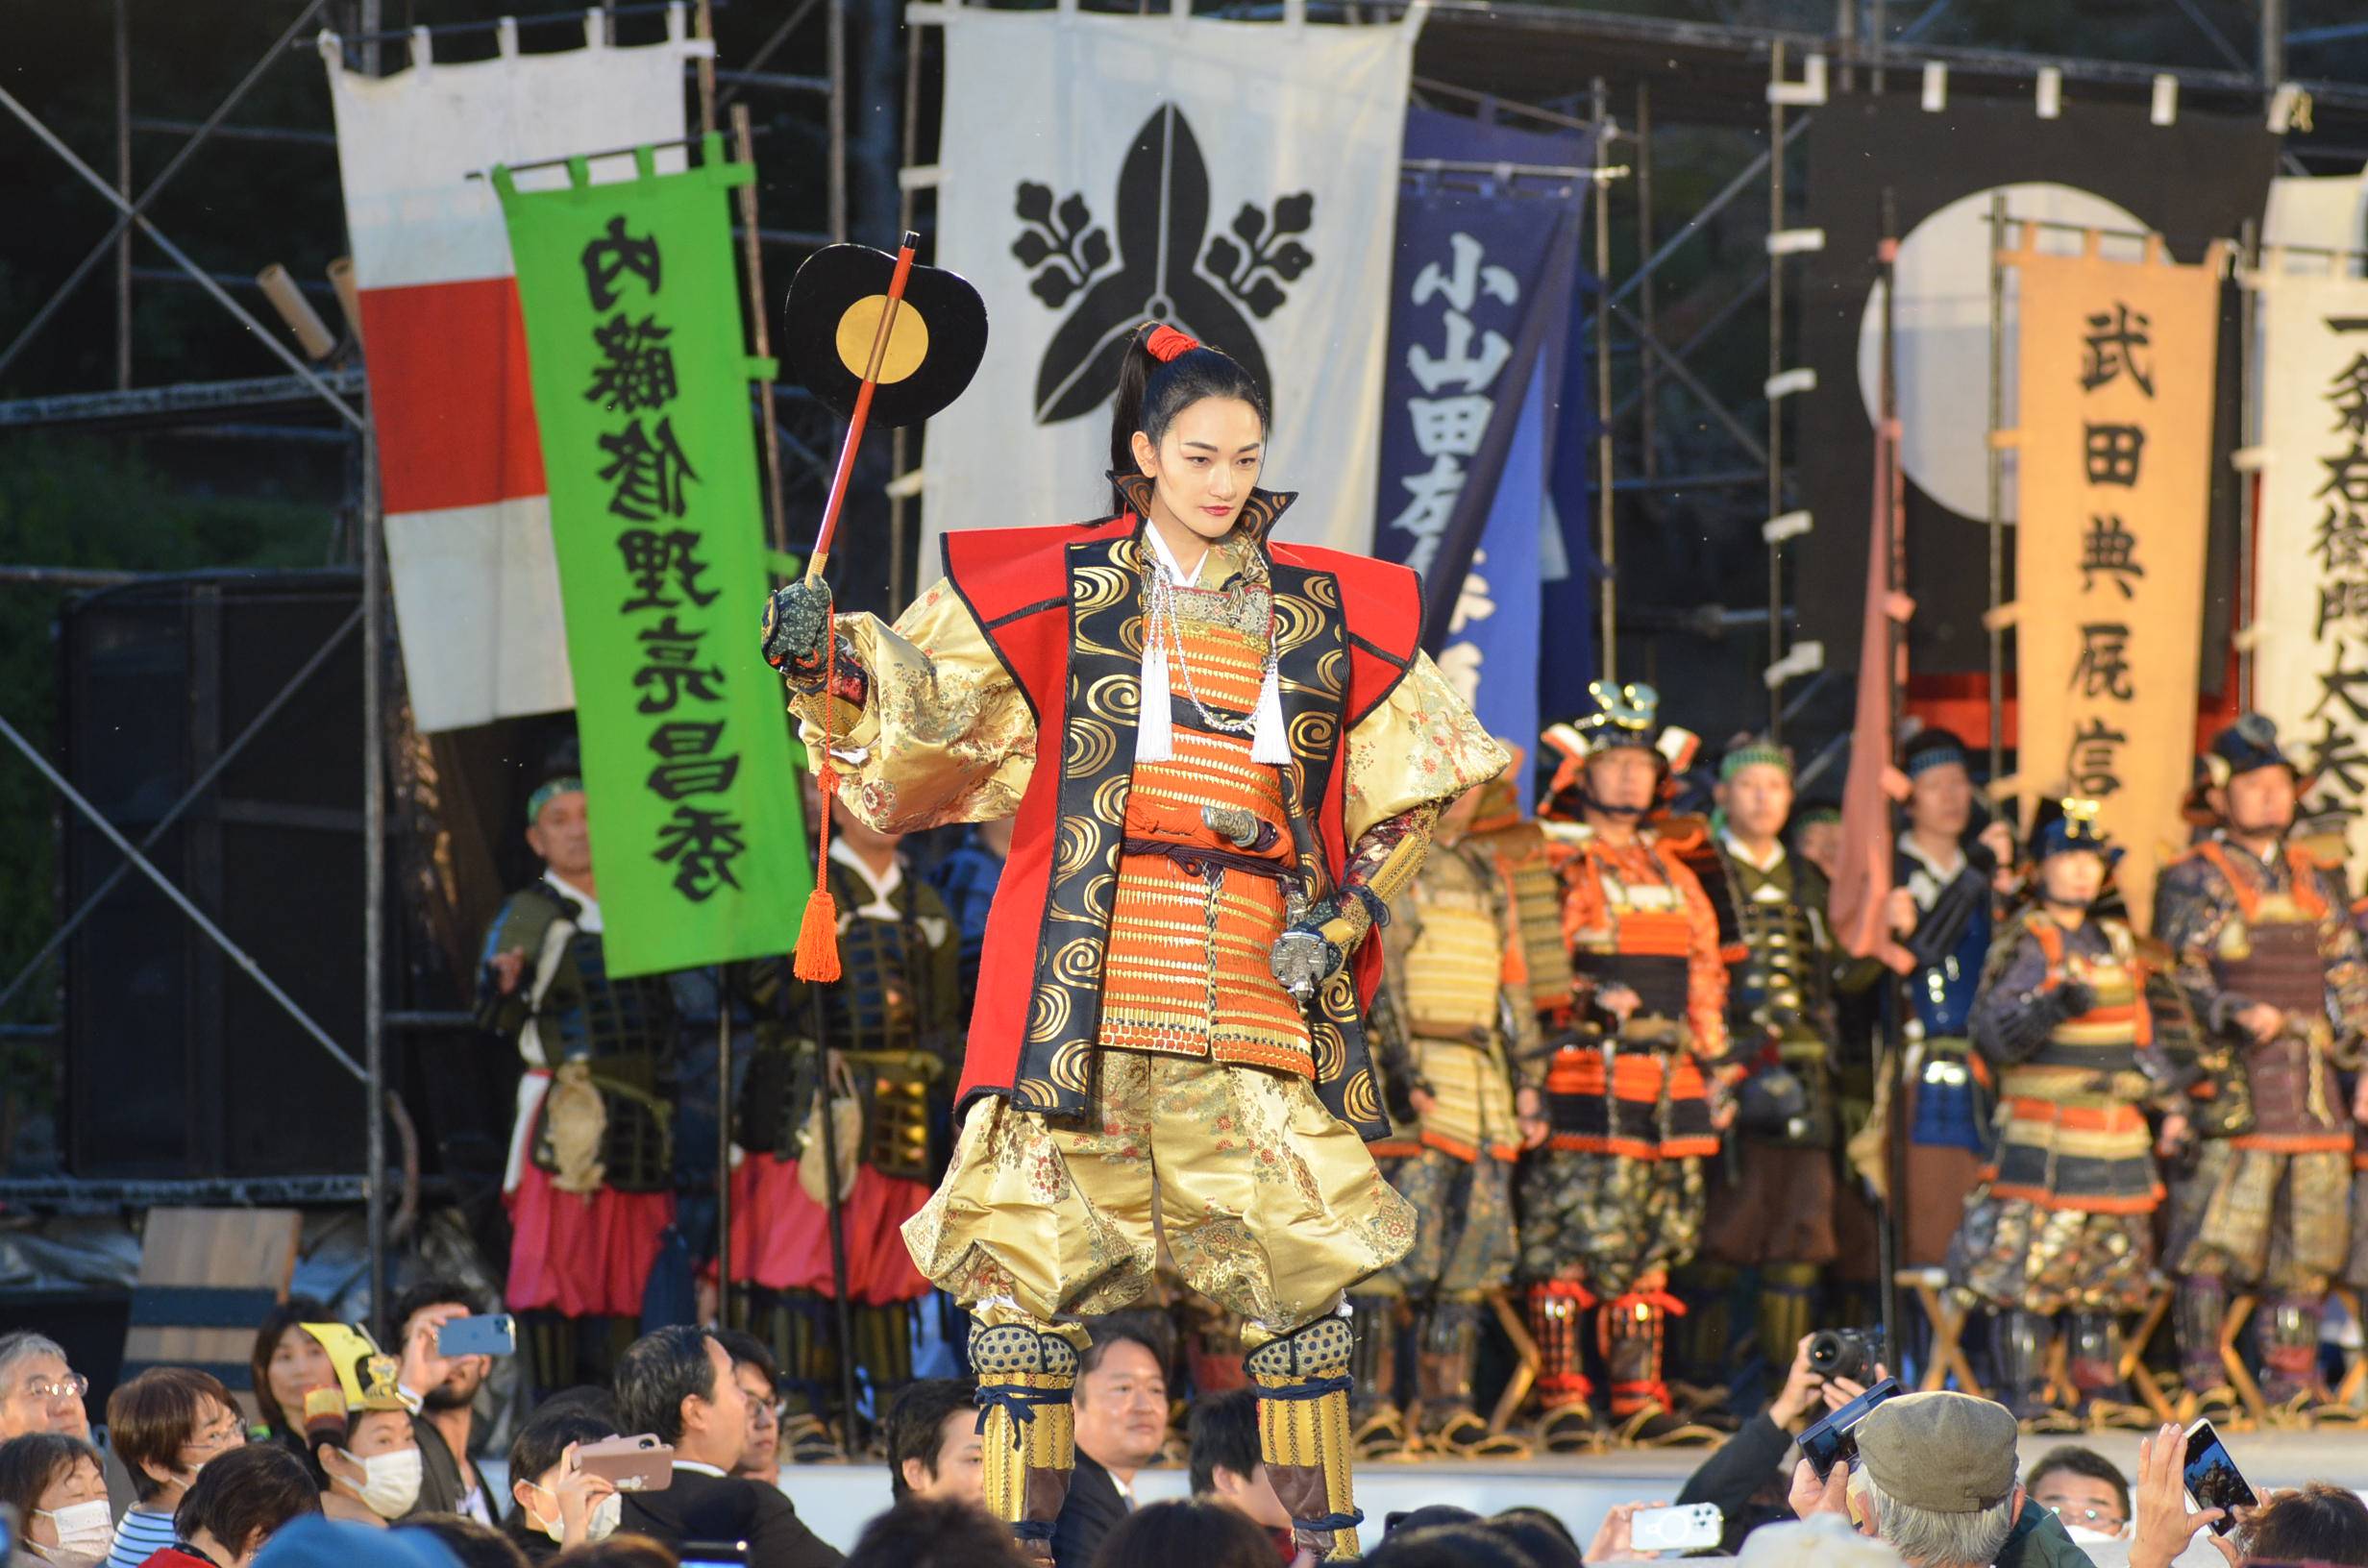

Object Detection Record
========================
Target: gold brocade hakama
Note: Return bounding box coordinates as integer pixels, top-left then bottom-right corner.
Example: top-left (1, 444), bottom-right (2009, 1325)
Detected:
top-left (904, 1050), bottom-right (1415, 1344)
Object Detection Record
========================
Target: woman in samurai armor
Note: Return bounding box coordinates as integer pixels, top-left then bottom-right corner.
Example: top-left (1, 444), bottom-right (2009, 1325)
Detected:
top-left (1947, 798), bottom-right (2183, 1427)
top-left (758, 323), bottom-right (1505, 1560)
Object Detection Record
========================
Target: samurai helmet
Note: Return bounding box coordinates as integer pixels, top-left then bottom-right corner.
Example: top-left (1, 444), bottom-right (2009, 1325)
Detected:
top-left (1541, 681), bottom-right (1699, 815)
top-left (2201, 713), bottom-right (2306, 790)
top-left (2031, 796), bottom-right (2121, 866)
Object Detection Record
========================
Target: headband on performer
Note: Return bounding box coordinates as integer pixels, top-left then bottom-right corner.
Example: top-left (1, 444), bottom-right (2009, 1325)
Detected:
top-left (1719, 742), bottom-right (1792, 782)
top-left (1145, 325), bottom-right (1200, 363)
top-left (527, 776), bottom-right (584, 826)
top-left (1904, 741), bottom-right (1969, 780)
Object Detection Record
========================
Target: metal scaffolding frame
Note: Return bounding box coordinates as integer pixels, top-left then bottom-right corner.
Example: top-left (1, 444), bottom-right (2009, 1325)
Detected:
top-left (1, 0), bottom-right (2362, 1297)
top-left (0, 0), bottom-right (853, 1330)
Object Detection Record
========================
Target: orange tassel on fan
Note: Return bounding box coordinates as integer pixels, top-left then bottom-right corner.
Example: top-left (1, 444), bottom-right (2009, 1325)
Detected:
top-left (783, 233), bottom-right (929, 983)
top-left (793, 630), bottom-right (845, 982)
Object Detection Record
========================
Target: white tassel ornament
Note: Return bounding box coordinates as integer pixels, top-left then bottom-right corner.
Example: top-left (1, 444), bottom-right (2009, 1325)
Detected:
top-left (1136, 619), bottom-right (1174, 763)
top-left (1249, 661), bottom-right (1291, 764)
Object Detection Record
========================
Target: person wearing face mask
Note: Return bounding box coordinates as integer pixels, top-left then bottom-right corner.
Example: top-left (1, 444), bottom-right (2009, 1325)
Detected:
top-left (303, 1395), bottom-right (424, 1530)
top-left (103, 1370), bottom-right (244, 1568)
top-left (292, 1337), bottom-right (425, 1530)
top-left (501, 1409), bottom-right (621, 1563)
top-left (0, 1433), bottom-right (115, 1568)
top-left (2023, 1446), bottom-right (2131, 1547)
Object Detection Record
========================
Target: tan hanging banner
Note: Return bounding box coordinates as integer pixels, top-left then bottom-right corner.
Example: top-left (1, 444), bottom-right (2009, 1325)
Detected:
top-left (2004, 229), bottom-right (2228, 929)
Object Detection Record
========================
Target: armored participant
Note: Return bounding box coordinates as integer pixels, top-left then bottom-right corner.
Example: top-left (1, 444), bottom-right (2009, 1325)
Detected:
top-left (2156, 716), bottom-right (2368, 1415)
top-left (478, 776), bottom-right (678, 1395)
top-left (1685, 744), bottom-right (1846, 1377)
top-left (762, 324), bottom-right (1503, 1557)
top-left (730, 807), bottom-right (960, 1457)
top-left (1520, 683), bottom-right (1729, 1449)
top-left (1892, 731), bottom-right (2020, 1268)
top-left (1369, 774), bottom-right (1542, 1457)
top-left (1947, 800), bottom-right (2178, 1425)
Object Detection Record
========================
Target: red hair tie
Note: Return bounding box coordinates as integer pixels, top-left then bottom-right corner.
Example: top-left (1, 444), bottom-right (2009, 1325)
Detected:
top-left (1144, 325), bottom-right (1199, 363)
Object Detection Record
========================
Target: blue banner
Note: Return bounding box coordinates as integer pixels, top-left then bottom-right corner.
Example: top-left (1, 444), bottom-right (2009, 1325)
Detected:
top-left (1374, 108), bottom-right (1590, 777)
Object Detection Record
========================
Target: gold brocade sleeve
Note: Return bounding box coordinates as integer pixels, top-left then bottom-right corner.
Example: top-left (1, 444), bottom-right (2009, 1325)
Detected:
top-left (791, 576), bottom-right (1037, 833)
top-left (1342, 651), bottom-right (1511, 845)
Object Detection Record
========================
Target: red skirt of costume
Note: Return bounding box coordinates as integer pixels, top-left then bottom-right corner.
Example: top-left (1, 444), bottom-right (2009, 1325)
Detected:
top-left (728, 1152), bottom-right (930, 1304)
top-left (505, 1162), bottom-right (674, 1317)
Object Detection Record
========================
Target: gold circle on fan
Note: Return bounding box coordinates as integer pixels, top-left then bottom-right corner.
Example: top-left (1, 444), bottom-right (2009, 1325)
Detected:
top-left (835, 295), bottom-right (930, 385)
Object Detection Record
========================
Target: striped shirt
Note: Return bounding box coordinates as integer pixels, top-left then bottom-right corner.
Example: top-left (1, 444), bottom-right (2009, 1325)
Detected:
top-left (106, 1507), bottom-right (177, 1568)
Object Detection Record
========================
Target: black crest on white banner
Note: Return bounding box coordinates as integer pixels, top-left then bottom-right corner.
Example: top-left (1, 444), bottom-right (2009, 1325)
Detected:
top-left (1013, 103), bottom-right (1314, 426)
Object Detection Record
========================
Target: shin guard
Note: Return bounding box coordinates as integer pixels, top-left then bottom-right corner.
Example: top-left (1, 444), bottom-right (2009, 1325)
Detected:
top-left (970, 1324), bottom-right (1078, 1563)
top-left (1246, 1315), bottom-right (1363, 1560)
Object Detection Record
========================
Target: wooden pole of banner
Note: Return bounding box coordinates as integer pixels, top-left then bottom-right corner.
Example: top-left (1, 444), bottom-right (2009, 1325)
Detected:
top-left (354, 0), bottom-right (391, 1346)
top-left (1986, 192), bottom-right (2008, 783)
top-left (2236, 216), bottom-right (2260, 710)
top-left (1635, 82), bottom-right (1657, 483)
top-left (1877, 185), bottom-right (1909, 1378)
top-left (695, 0), bottom-right (717, 135)
top-left (1592, 77), bottom-right (1617, 681)
top-left (734, 105), bottom-right (792, 554)
top-left (1766, 41), bottom-right (1788, 740)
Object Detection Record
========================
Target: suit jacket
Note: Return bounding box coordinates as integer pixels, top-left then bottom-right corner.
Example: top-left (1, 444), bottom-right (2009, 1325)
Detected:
top-left (1050, 1453), bottom-right (1131, 1568)
top-left (620, 1466), bottom-right (843, 1568)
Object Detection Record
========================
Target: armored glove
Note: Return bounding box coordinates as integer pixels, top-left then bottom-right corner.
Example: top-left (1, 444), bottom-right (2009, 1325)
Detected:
top-left (760, 577), bottom-right (834, 678)
top-left (1270, 897), bottom-right (1349, 1003)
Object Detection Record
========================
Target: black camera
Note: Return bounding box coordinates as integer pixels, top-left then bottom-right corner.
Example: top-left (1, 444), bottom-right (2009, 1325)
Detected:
top-left (1798, 1376), bottom-right (1903, 1481)
top-left (1807, 1326), bottom-right (1883, 1384)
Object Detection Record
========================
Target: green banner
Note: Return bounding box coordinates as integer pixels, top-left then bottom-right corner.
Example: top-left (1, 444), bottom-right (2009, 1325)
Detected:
top-left (495, 136), bottom-right (807, 977)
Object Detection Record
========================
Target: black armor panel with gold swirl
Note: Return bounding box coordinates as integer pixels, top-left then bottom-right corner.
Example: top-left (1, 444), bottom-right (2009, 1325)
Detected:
top-left (1012, 511), bottom-right (1387, 1139)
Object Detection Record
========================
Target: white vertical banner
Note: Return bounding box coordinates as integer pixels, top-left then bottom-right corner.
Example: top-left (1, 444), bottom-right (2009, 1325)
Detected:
top-left (322, 12), bottom-right (703, 732)
top-left (2261, 164), bottom-right (2368, 267)
top-left (917, 4), bottom-right (1418, 566)
top-left (2253, 269), bottom-right (2368, 868)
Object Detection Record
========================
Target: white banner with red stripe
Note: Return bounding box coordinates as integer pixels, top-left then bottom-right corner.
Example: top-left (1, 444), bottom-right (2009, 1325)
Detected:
top-left (322, 11), bottom-right (703, 732)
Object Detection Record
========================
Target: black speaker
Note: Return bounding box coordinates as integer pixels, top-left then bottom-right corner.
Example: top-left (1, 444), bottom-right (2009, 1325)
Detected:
top-left (60, 571), bottom-right (376, 1180)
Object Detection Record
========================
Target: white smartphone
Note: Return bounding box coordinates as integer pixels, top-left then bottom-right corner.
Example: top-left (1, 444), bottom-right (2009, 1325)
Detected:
top-left (1627, 1503), bottom-right (1722, 1552)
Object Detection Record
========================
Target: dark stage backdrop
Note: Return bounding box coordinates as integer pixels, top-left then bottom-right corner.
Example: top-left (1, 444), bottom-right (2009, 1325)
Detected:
top-left (60, 573), bottom-right (373, 1179)
top-left (1796, 92), bottom-right (2278, 674)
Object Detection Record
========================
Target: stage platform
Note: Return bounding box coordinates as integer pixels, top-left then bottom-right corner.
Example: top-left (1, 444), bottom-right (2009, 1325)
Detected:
top-left (760, 1426), bottom-right (2368, 1559)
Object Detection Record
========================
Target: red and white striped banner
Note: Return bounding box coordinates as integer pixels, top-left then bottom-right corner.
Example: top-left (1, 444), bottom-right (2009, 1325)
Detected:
top-left (322, 10), bottom-right (703, 732)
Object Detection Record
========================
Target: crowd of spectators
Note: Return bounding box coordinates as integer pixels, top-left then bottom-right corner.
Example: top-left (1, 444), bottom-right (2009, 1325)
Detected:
top-left (0, 1308), bottom-right (2361, 1568)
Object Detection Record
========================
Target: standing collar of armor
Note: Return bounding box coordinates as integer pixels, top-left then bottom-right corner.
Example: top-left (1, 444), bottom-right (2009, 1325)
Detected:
top-left (1106, 471), bottom-right (1299, 544)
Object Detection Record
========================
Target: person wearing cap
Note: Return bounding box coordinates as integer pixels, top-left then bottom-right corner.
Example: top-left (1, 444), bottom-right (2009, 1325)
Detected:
top-left (478, 772), bottom-right (681, 1397)
top-left (2154, 714), bottom-right (2368, 1414)
top-left (1890, 730), bottom-right (2021, 1271)
top-left (1360, 767), bottom-right (1542, 1458)
top-left (1519, 680), bottom-right (1731, 1450)
top-left (1943, 799), bottom-right (2185, 1427)
top-left (1800, 1389), bottom-right (2090, 1568)
top-left (1679, 742), bottom-right (1851, 1392)
top-left (293, 1332), bottom-right (424, 1530)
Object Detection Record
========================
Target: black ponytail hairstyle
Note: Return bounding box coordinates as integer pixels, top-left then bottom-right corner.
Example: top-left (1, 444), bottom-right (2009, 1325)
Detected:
top-left (1106, 324), bottom-right (1271, 516)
